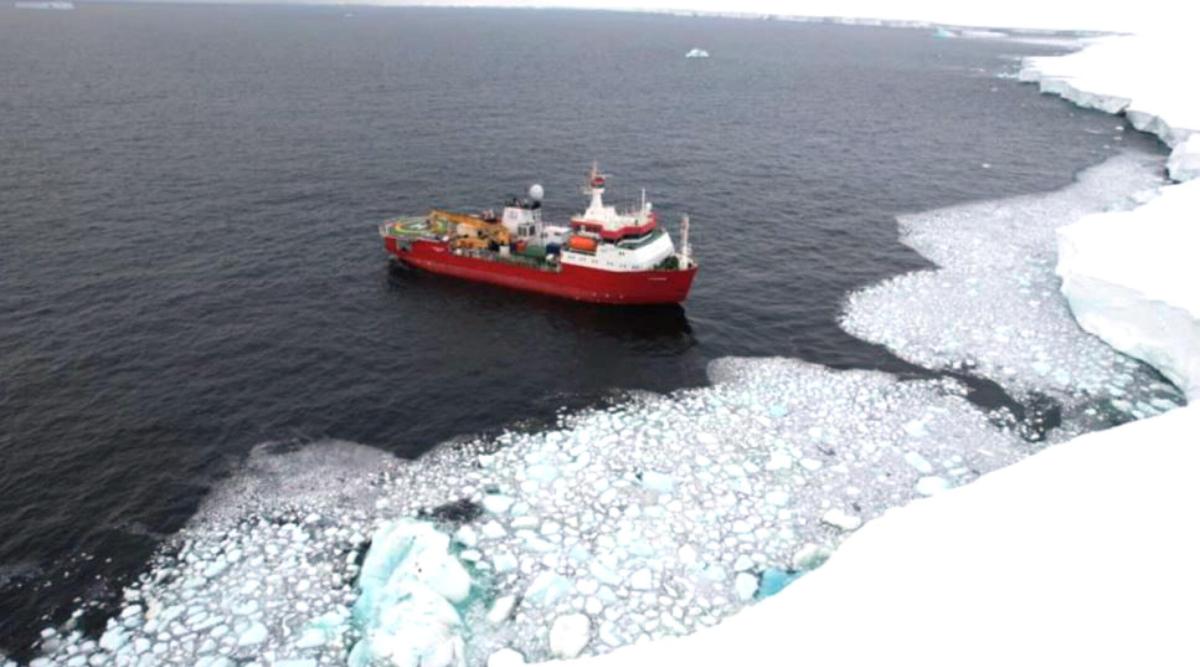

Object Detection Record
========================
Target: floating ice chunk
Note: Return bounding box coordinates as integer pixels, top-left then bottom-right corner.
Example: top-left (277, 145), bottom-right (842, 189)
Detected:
top-left (904, 452), bottom-right (934, 474)
top-left (915, 476), bottom-right (953, 496)
top-left (350, 520), bottom-right (471, 667)
top-left (454, 524), bottom-right (478, 548)
top-left (350, 584), bottom-right (464, 667)
top-left (734, 573), bottom-right (758, 601)
top-left (481, 521), bottom-right (507, 540)
top-left (756, 568), bottom-right (804, 599)
top-left (765, 452), bottom-right (792, 471)
top-left (902, 420), bottom-right (928, 438)
top-left (487, 595), bottom-right (517, 624)
top-left (487, 648), bottom-right (526, 667)
top-left (236, 622), bottom-right (267, 646)
top-left (295, 627), bottom-right (327, 650)
top-left (492, 550), bottom-right (518, 573)
top-left (639, 471), bottom-right (675, 494)
top-left (525, 464), bottom-right (559, 483)
top-left (526, 572), bottom-right (572, 606)
top-left (549, 614), bottom-right (591, 658)
top-left (630, 568), bottom-right (654, 590)
top-left (567, 544), bottom-right (591, 563)
top-left (677, 544), bottom-right (698, 565)
top-left (1166, 136), bottom-right (1200, 182)
top-left (483, 495), bottom-right (515, 515)
top-left (765, 490), bottom-right (790, 506)
top-left (821, 509), bottom-right (863, 532)
top-left (98, 628), bottom-right (126, 653)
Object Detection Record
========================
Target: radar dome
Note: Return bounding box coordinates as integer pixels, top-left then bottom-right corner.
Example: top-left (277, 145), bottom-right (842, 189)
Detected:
top-left (529, 184), bottom-right (544, 201)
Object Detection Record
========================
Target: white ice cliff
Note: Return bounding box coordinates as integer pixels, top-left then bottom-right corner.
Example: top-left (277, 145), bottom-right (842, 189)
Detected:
top-left (1057, 180), bottom-right (1200, 400)
top-left (1022, 32), bottom-right (1200, 401)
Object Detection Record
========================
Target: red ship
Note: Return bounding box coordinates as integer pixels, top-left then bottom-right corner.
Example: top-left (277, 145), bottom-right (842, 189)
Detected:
top-left (380, 165), bottom-right (698, 304)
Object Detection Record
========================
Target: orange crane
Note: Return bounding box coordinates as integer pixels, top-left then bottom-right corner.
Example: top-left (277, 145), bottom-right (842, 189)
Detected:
top-left (428, 209), bottom-right (512, 249)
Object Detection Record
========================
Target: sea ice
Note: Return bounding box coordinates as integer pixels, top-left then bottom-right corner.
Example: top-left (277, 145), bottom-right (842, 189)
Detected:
top-left (35, 356), bottom-right (1042, 666)
top-left (548, 614), bottom-right (591, 658)
top-left (550, 405), bottom-right (1200, 667)
top-left (842, 152), bottom-right (1184, 429)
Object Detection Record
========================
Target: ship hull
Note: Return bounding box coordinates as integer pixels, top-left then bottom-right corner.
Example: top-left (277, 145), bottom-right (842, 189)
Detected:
top-left (385, 237), bottom-right (697, 304)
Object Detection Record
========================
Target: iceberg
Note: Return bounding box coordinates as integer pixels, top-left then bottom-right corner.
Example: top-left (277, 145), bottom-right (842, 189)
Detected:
top-left (684, 48), bottom-right (710, 59)
top-left (349, 520), bottom-right (474, 667)
top-left (14, 1), bottom-right (75, 9)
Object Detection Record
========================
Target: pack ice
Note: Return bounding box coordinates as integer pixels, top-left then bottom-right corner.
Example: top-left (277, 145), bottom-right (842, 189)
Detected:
top-left (842, 152), bottom-right (1182, 428)
top-left (30, 358), bottom-right (1045, 667)
top-left (547, 402), bottom-right (1200, 667)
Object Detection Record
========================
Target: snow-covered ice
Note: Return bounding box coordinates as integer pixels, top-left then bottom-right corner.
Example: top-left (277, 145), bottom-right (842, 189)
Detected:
top-left (842, 152), bottom-right (1183, 427)
top-left (1020, 34), bottom-right (1200, 176)
top-left (1057, 179), bottom-right (1200, 400)
top-left (1021, 31), bottom-right (1200, 400)
top-left (552, 404), bottom-right (1200, 667)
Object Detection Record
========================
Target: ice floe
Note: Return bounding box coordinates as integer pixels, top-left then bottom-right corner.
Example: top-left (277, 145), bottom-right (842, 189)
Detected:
top-left (842, 152), bottom-right (1184, 429)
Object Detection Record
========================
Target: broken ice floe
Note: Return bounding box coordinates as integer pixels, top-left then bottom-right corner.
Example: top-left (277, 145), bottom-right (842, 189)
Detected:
top-left (842, 152), bottom-right (1185, 432)
top-left (31, 358), bottom-right (1041, 666)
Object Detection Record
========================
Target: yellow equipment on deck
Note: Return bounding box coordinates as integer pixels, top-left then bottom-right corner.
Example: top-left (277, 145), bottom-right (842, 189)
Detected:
top-left (428, 209), bottom-right (511, 249)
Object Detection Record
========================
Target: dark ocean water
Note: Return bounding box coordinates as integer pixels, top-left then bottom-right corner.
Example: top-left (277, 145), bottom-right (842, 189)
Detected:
top-left (0, 4), bottom-right (1163, 653)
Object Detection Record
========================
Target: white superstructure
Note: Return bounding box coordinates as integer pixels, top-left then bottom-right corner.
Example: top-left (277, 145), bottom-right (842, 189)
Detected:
top-left (559, 164), bottom-right (679, 272)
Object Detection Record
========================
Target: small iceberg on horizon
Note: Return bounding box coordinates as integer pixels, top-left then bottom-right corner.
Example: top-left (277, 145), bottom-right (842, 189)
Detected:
top-left (933, 27), bottom-right (957, 39)
top-left (685, 48), bottom-right (710, 59)
top-left (15, 1), bottom-right (75, 8)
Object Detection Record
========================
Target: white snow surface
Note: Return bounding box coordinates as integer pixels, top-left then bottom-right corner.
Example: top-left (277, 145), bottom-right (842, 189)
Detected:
top-left (554, 403), bottom-right (1200, 667)
top-left (1056, 168), bottom-right (1200, 401)
top-left (1020, 34), bottom-right (1200, 181)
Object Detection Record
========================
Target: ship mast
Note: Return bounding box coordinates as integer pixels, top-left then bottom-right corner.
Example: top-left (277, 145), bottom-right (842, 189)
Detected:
top-left (680, 214), bottom-right (691, 268)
